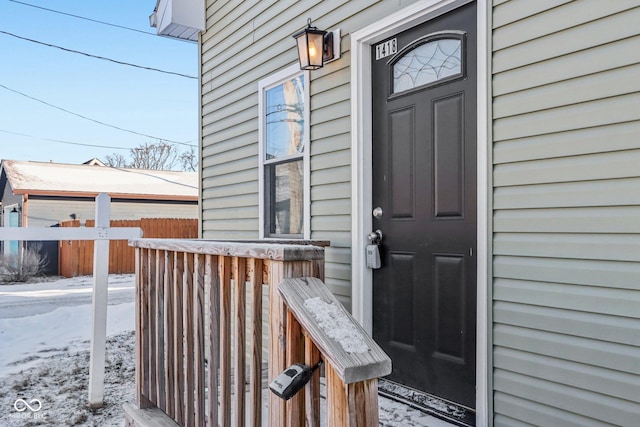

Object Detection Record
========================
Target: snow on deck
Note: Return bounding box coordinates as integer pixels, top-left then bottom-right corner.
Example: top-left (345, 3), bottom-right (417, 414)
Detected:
top-left (303, 296), bottom-right (369, 354)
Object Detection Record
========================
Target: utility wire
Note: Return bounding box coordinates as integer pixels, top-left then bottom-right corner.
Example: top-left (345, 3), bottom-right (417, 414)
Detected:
top-left (0, 83), bottom-right (197, 147)
top-left (0, 30), bottom-right (197, 80)
top-left (8, 0), bottom-right (158, 37)
top-left (0, 129), bottom-right (132, 150)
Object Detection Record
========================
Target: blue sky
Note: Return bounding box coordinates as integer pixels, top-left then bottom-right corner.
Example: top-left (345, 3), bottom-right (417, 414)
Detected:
top-left (0, 0), bottom-right (198, 166)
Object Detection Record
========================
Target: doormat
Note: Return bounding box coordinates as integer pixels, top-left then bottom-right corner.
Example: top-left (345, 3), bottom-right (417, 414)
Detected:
top-left (378, 379), bottom-right (475, 427)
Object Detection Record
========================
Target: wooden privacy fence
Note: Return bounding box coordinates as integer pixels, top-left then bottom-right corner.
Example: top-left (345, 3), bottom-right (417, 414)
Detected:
top-left (123, 238), bottom-right (392, 427)
top-left (59, 218), bottom-right (197, 277)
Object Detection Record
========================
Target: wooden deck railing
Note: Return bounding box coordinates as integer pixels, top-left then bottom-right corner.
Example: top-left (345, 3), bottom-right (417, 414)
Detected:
top-left (124, 239), bottom-right (391, 427)
top-left (125, 238), bottom-right (328, 427)
top-left (278, 277), bottom-right (392, 426)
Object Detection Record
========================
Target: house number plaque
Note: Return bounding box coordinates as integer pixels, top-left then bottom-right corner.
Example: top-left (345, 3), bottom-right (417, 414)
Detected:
top-left (376, 38), bottom-right (397, 60)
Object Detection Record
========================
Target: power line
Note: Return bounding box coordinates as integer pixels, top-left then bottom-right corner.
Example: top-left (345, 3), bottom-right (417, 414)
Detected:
top-left (0, 83), bottom-right (197, 147)
top-left (8, 0), bottom-right (158, 37)
top-left (0, 30), bottom-right (197, 80)
top-left (0, 129), bottom-right (132, 150)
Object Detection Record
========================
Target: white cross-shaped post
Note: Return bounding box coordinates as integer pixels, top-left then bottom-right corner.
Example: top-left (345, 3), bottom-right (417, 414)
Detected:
top-left (0, 193), bottom-right (142, 408)
top-left (88, 193), bottom-right (118, 408)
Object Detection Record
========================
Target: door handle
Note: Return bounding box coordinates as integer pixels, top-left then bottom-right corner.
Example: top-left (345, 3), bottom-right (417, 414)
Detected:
top-left (367, 229), bottom-right (383, 244)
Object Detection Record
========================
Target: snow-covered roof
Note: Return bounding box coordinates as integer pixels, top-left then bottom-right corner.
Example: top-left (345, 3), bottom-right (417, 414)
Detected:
top-left (1, 160), bottom-right (198, 201)
top-left (82, 158), bottom-right (106, 166)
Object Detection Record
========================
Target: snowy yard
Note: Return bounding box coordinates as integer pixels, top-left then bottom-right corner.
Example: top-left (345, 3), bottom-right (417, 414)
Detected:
top-left (0, 275), bottom-right (451, 427)
top-left (0, 275), bottom-right (135, 426)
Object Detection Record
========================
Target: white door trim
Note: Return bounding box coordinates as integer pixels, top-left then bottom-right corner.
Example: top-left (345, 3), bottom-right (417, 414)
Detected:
top-left (349, 0), bottom-right (489, 424)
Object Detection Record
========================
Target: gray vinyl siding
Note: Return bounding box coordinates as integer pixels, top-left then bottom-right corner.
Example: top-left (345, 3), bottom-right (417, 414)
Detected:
top-left (491, 1), bottom-right (640, 425)
top-left (1, 181), bottom-right (22, 224)
top-left (200, 0), bottom-right (421, 308)
top-left (27, 199), bottom-right (198, 228)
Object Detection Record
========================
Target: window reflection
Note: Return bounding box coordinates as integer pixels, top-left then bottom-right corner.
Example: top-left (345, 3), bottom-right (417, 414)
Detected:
top-left (265, 75), bottom-right (305, 160)
top-left (269, 160), bottom-right (304, 235)
top-left (262, 73), bottom-right (306, 237)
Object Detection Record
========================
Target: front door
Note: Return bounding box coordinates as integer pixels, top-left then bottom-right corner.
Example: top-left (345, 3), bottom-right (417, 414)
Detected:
top-left (372, 1), bottom-right (477, 411)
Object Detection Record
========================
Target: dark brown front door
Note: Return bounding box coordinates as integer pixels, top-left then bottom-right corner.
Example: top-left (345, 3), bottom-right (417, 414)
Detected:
top-left (372, 2), bottom-right (477, 409)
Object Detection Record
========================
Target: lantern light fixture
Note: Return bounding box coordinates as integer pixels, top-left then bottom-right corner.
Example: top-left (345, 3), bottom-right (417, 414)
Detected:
top-left (293, 19), bottom-right (340, 70)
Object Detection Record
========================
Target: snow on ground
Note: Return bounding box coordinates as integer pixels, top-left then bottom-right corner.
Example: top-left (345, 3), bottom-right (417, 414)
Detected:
top-left (0, 302), bottom-right (134, 376)
top-left (0, 275), bottom-right (135, 426)
top-left (0, 274), bottom-right (452, 426)
top-left (0, 274), bottom-right (134, 320)
top-left (0, 331), bottom-right (134, 426)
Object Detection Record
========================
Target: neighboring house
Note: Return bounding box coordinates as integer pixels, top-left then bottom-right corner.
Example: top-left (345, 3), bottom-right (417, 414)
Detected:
top-left (0, 159), bottom-right (198, 271)
top-left (152, 1), bottom-right (640, 426)
top-left (82, 157), bottom-right (107, 166)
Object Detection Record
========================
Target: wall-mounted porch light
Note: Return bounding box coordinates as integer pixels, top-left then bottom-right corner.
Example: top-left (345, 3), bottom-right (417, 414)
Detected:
top-left (293, 19), bottom-right (340, 70)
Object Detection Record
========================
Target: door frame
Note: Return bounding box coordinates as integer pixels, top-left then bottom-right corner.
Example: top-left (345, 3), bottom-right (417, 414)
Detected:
top-left (349, 0), bottom-right (489, 423)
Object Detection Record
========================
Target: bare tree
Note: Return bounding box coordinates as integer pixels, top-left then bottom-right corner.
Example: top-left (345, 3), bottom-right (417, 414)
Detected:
top-left (104, 153), bottom-right (129, 168)
top-left (179, 146), bottom-right (198, 172)
top-left (104, 141), bottom-right (197, 171)
top-left (129, 141), bottom-right (179, 170)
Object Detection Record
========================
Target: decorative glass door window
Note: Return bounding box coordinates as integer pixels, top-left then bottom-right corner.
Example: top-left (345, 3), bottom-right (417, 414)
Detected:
top-left (392, 34), bottom-right (464, 94)
top-left (259, 66), bottom-right (310, 238)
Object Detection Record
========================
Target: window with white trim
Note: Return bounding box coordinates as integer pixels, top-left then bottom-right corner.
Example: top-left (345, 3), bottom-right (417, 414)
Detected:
top-left (258, 65), bottom-right (310, 238)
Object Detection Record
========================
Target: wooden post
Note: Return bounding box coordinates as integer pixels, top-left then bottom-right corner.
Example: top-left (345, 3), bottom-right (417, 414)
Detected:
top-left (88, 193), bottom-right (111, 408)
top-left (304, 334), bottom-right (321, 427)
top-left (325, 367), bottom-right (380, 426)
top-left (219, 255), bottom-right (232, 427)
top-left (285, 311), bottom-right (304, 427)
top-left (249, 258), bottom-right (263, 427)
top-left (233, 257), bottom-right (247, 427)
top-left (268, 261), bottom-right (287, 426)
top-left (279, 277), bottom-right (391, 427)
